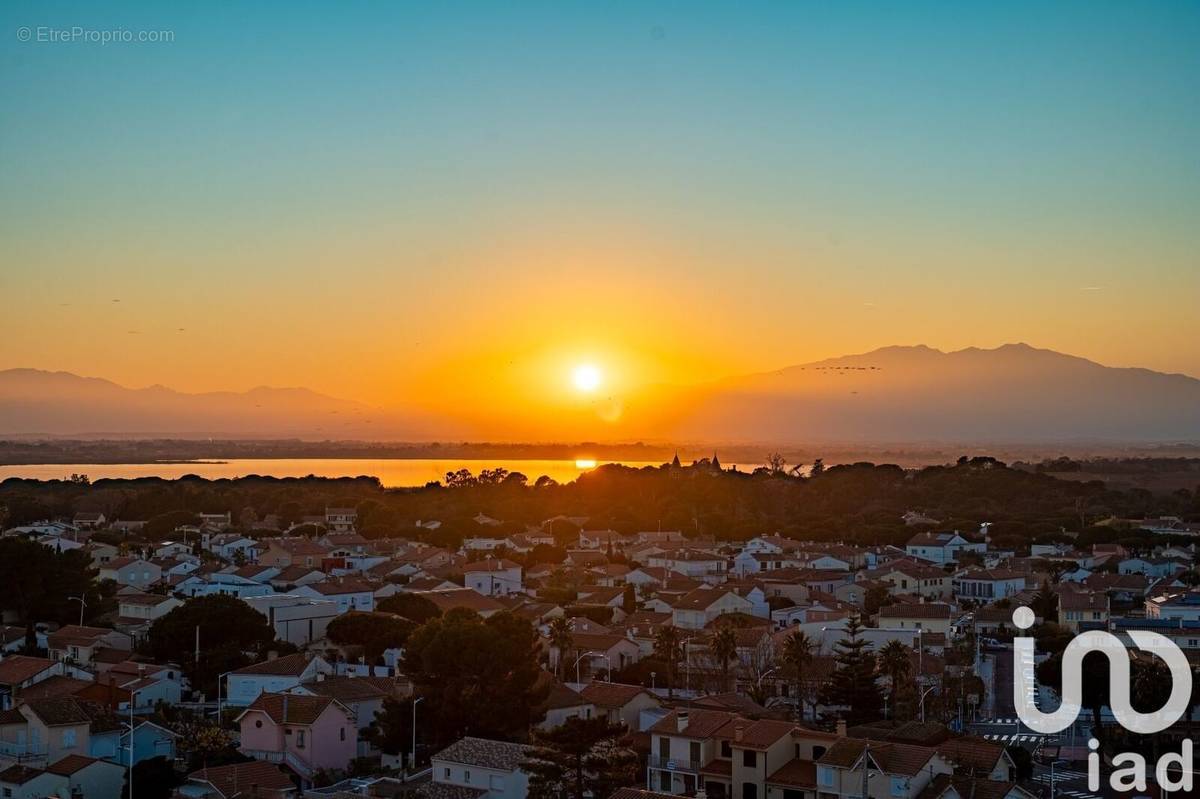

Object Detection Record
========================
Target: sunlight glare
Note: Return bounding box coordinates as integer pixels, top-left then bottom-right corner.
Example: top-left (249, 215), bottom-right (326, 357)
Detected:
top-left (572, 363), bottom-right (602, 392)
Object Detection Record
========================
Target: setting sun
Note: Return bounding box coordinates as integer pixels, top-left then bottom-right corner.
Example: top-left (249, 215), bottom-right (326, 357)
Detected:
top-left (572, 364), bottom-right (602, 393)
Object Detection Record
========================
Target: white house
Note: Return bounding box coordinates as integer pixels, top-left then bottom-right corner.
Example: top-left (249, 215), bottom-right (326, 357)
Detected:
top-left (98, 558), bottom-right (162, 589)
top-left (241, 594), bottom-right (340, 646)
top-left (952, 569), bottom-right (1025, 601)
top-left (906, 531), bottom-right (987, 565)
top-left (430, 737), bottom-right (531, 799)
top-left (671, 588), bottom-right (754, 630)
top-left (463, 559), bottom-right (523, 596)
top-left (225, 653), bottom-right (333, 706)
top-left (292, 579), bottom-right (376, 613)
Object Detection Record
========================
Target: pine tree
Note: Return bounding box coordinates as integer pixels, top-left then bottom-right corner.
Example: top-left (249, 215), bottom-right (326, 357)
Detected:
top-left (822, 614), bottom-right (883, 724)
top-left (523, 717), bottom-right (638, 799)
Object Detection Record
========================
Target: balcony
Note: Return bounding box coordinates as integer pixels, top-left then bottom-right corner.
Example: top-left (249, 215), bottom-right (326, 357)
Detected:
top-left (0, 740), bottom-right (48, 762)
top-left (647, 755), bottom-right (701, 774)
top-left (239, 748), bottom-right (314, 778)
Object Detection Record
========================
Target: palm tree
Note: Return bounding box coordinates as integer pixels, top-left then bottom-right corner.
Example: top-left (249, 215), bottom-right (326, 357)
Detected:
top-left (779, 630), bottom-right (813, 720)
top-left (710, 628), bottom-right (739, 692)
top-left (549, 617), bottom-right (574, 679)
top-left (654, 626), bottom-right (683, 698)
top-left (877, 640), bottom-right (912, 719)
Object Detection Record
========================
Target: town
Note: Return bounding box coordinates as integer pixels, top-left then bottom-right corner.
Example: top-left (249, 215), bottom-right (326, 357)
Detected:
top-left (0, 457), bottom-right (1198, 799)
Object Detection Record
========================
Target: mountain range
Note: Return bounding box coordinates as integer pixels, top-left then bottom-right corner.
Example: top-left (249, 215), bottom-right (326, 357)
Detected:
top-left (2, 344), bottom-right (1198, 442)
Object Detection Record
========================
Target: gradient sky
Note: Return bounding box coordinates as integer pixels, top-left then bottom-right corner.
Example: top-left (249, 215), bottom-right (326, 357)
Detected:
top-left (2, 1), bottom-right (1198, 424)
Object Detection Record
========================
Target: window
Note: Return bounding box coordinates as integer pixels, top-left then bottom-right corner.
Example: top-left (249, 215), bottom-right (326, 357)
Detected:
top-left (340, 727), bottom-right (346, 741)
top-left (443, 769), bottom-right (450, 779)
top-left (891, 777), bottom-right (908, 796)
top-left (658, 737), bottom-right (670, 759)
top-left (742, 749), bottom-right (756, 768)
top-left (818, 766), bottom-right (835, 787)
top-left (255, 720), bottom-right (263, 728)
top-left (464, 771), bottom-right (471, 784)
top-left (63, 729), bottom-right (76, 748)
top-left (721, 741), bottom-right (732, 758)
top-left (296, 730), bottom-right (306, 748)
top-left (690, 741), bottom-right (701, 764)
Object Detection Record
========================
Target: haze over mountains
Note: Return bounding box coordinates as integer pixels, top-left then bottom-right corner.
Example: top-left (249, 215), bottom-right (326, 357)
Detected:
top-left (2, 344), bottom-right (1198, 443)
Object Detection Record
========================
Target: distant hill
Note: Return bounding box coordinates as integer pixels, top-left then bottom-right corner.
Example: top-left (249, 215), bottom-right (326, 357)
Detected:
top-left (0, 369), bottom-right (409, 438)
top-left (3, 344), bottom-right (1199, 443)
top-left (641, 343), bottom-right (1200, 443)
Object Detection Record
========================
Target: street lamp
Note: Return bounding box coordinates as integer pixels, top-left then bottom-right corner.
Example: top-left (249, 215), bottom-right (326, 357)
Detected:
top-left (68, 596), bottom-right (87, 626)
top-left (411, 696), bottom-right (423, 771)
top-left (919, 684), bottom-right (938, 723)
top-left (1048, 759), bottom-right (1070, 799)
top-left (574, 651), bottom-right (603, 684)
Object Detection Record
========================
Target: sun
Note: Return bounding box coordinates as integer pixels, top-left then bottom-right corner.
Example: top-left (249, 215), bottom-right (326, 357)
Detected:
top-left (571, 363), bottom-right (602, 393)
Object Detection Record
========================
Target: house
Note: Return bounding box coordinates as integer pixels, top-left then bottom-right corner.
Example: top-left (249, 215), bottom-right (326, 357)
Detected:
top-left (430, 736), bottom-right (532, 799)
top-left (418, 588), bottom-right (505, 618)
top-left (177, 759), bottom-right (298, 799)
top-left (0, 657), bottom-right (66, 710)
top-left (462, 536), bottom-right (507, 552)
top-left (206, 534), bottom-right (259, 562)
top-left (115, 594), bottom-right (183, 639)
top-left (89, 718), bottom-right (177, 767)
top-left (46, 627), bottom-right (130, 667)
top-left (565, 634), bottom-right (641, 681)
top-left (72, 513), bottom-right (107, 530)
top-left (813, 736), bottom-right (953, 799)
top-left (0, 697), bottom-right (95, 767)
top-left (259, 538), bottom-right (332, 570)
top-left (98, 557), bottom-right (162, 589)
top-left (1145, 590), bottom-right (1200, 621)
top-left (1058, 591), bottom-right (1110, 633)
top-left (876, 603), bottom-right (953, 635)
top-left (242, 595), bottom-right (340, 647)
top-left (199, 512), bottom-right (233, 530)
top-left (1119, 556), bottom-right (1187, 578)
top-left (268, 566), bottom-right (327, 591)
top-left (538, 681), bottom-right (595, 731)
top-left (77, 661), bottom-right (184, 711)
top-left (578, 681), bottom-right (661, 728)
top-left (672, 589), bottom-right (755, 630)
top-left (287, 675), bottom-right (401, 734)
top-left (292, 579), bottom-right (376, 613)
top-left (464, 559), bottom-right (524, 597)
top-left (85, 542), bottom-right (120, 569)
top-left (237, 692), bottom-right (357, 778)
top-left (906, 532), bottom-right (987, 566)
top-left (647, 550), bottom-right (728, 583)
top-left (917, 776), bottom-right (1037, 799)
top-left (952, 570), bottom-right (1025, 602)
top-left (324, 508), bottom-right (357, 533)
top-left (226, 654), bottom-right (333, 707)
top-left (0, 755), bottom-right (124, 799)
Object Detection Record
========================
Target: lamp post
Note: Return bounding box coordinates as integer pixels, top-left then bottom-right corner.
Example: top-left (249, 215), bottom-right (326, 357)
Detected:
top-left (411, 696), bottom-right (423, 771)
top-left (216, 670), bottom-right (234, 724)
top-left (919, 684), bottom-right (937, 723)
top-left (682, 637), bottom-right (693, 695)
top-left (1048, 759), bottom-right (1069, 799)
top-left (574, 651), bottom-right (602, 684)
top-left (68, 596), bottom-right (86, 626)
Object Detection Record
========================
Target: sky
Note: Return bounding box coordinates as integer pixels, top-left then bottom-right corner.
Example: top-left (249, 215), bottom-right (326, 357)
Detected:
top-left (2, 1), bottom-right (1199, 428)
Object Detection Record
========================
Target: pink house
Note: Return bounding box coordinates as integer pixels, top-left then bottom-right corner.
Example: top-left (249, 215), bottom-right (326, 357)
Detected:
top-left (236, 693), bottom-right (356, 779)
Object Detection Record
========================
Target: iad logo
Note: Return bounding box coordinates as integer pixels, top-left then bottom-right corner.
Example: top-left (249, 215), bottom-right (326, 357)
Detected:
top-left (1010, 605), bottom-right (1195, 793)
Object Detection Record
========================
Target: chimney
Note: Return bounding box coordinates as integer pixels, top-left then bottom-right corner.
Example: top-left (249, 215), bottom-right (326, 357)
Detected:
top-left (316, 673), bottom-right (326, 682)
top-left (676, 710), bottom-right (689, 732)
top-left (836, 719), bottom-right (847, 737)
top-left (733, 723), bottom-right (745, 742)
top-left (267, 650), bottom-right (278, 661)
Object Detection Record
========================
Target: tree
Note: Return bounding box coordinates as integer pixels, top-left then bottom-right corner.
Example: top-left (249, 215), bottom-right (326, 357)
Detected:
top-left (822, 615), bottom-right (884, 725)
top-left (0, 538), bottom-right (105, 625)
top-left (653, 626), bottom-right (683, 698)
top-left (779, 630), bottom-right (814, 720)
top-left (877, 640), bottom-right (912, 719)
top-left (367, 696), bottom-right (416, 762)
top-left (1031, 581), bottom-right (1058, 623)
top-left (523, 717), bottom-right (638, 799)
top-left (125, 757), bottom-right (180, 799)
top-left (327, 613), bottom-right (416, 663)
top-left (548, 617), bottom-right (574, 679)
top-left (146, 595), bottom-right (277, 697)
top-left (622, 583), bottom-right (637, 615)
top-left (864, 585), bottom-right (893, 616)
top-left (401, 609), bottom-right (548, 747)
top-left (377, 593), bottom-right (443, 624)
top-left (809, 458), bottom-right (825, 476)
top-left (710, 628), bottom-right (738, 692)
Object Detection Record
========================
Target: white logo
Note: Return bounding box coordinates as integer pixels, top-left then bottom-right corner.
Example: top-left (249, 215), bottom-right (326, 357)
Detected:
top-left (1011, 605), bottom-right (1191, 735)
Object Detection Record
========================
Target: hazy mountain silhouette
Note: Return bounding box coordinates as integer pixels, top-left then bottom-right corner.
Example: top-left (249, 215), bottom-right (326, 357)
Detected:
top-left (3, 344), bottom-right (1199, 442)
top-left (642, 343), bottom-right (1200, 443)
top-left (0, 369), bottom-right (413, 438)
